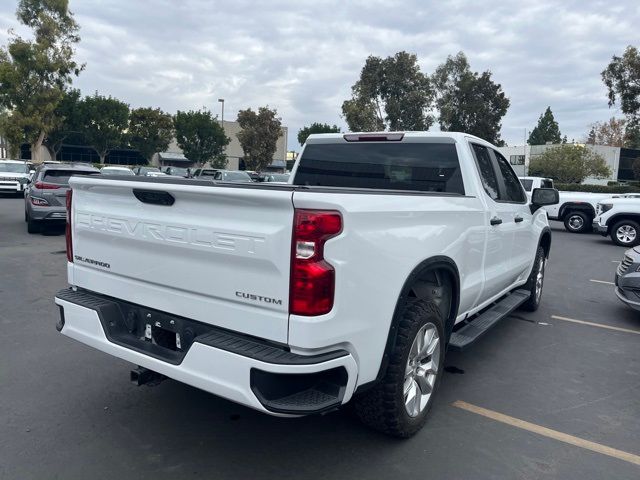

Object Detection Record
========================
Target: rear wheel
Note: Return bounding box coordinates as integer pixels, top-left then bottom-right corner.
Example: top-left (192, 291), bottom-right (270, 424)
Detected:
top-left (26, 212), bottom-right (41, 234)
top-left (611, 220), bottom-right (640, 247)
top-left (563, 211), bottom-right (591, 233)
top-left (354, 300), bottom-right (444, 438)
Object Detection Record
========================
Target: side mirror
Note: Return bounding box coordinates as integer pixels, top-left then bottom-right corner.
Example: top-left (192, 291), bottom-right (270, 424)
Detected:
top-left (531, 188), bottom-right (559, 212)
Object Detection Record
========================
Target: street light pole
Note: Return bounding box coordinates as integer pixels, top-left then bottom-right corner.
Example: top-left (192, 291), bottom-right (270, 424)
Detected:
top-left (218, 98), bottom-right (224, 127)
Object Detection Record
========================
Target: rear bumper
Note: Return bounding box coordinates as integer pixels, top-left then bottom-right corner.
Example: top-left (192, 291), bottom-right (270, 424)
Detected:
top-left (29, 205), bottom-right (66, 221)
top-left (54, 289), bottom-right (358, 415)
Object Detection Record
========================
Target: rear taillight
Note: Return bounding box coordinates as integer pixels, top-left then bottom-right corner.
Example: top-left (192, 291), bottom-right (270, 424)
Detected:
top-left (30, 197), bottom-right (49, 206)
top-left (290, 209), bottom-right (342, 316)
top-left (35, 181), bottom-right (60, 189)
top-left (66, 189), bottom-right (73, 262)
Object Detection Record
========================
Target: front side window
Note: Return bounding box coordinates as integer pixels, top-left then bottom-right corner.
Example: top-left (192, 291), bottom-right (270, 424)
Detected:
top-left (471, 144), bottom-right (499, 200)
top-left (493, 151), bottom-right (526, 203)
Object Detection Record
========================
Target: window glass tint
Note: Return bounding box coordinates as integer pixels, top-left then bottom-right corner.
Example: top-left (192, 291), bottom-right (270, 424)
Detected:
top-left (224, 171), bottom-right (251, 181)
top-left (520, 179), bottom-right (533, 191)
top-left (494, 152), bottom-right (526, 202)
top-left (541, 179), bottom-right (553, 188)
top-left (43, 169), bottom-right (99, 185)
top-left (294, 142), bottom-right (465, 194)
top-left (471, 144), bottom-right (499, 200)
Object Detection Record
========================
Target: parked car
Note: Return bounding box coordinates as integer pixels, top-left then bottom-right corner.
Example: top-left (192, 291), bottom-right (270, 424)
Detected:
top-left (0, 160), bottom-right (33, 195)
top-left (190, 168), bottom-right (219, 179)
top-left (593, 197), bottom-right (640, 246)
top-left (614, 247), bottom-right (640, 311)
top-left (208, 170), bottom-right (252, 182)
top-left (163, 166), bottom-right (190, 177)
top-left (24, 163), bottom-right (100, 233)
top-left (133, 166), bottom-right (167, 177)
top-left (520, 177), bottom-right (623, 234)
top-left (263, 173), bottom-right (290, 183)
top-left (55, 131), bottom-right (558, 437)
top-left (100, 166), bottom-right (134, 176)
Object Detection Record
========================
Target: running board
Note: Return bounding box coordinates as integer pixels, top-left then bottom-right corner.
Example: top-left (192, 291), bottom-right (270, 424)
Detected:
top-left (448, 289), bottom-right (530, 351)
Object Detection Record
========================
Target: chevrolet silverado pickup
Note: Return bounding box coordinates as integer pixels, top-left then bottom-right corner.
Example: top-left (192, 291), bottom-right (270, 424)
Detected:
top-left (55, 132), bottom-right (558, 437)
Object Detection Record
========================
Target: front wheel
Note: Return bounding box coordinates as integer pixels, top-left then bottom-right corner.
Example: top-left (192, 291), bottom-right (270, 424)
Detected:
top-left (611, 220), bottom-right (640, 247)
top-left (563, 211), bottom-right (591, 233)
top-left (354, 300), bottom-right (444, 438)
top-left (520, 246), bottom-right (546, 312)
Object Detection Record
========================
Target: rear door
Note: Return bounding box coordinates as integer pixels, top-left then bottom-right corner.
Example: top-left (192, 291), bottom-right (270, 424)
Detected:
top-left (70, 178), bottom-right (294, 343)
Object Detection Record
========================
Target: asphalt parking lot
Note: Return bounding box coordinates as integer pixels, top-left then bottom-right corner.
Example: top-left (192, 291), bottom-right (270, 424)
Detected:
top-left (1, 194), bottom-right (639, 480)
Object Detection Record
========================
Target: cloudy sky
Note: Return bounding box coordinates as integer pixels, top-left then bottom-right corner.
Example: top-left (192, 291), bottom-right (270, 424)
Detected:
top-left (1, 0), bottom-right (638, 150)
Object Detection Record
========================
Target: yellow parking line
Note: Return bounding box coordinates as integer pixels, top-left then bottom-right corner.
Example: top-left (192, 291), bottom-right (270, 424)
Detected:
top-left (590, 279), bottom-right (615, 285)
top-left (551, 315), bottom-right (640, 335)
top-left (452, 400), bottom-right (640, 467)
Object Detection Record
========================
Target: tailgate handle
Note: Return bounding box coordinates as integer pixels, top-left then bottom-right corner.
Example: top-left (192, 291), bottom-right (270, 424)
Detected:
top-left (133, 189), bottom-right (175, 206)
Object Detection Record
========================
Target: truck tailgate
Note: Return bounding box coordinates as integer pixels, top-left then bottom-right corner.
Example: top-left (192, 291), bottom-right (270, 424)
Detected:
top-left (69, 177), bottom-right (294, 343)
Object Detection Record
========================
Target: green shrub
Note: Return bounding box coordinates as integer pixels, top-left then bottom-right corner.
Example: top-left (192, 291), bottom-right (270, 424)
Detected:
top-left (555, 183), bottom-right (638, 193)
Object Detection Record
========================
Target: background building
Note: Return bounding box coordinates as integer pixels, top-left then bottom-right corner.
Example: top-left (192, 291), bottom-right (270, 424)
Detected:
top-left (498, 144), bottom-right (640, 185)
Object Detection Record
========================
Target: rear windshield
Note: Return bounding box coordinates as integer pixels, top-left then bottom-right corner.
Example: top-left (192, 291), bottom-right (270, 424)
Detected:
top-left (520, 179), bottom-right (533, 191)
top-left (224, 171), bottom-right (251, 181)
top-left (43, 170), bottom-right (99, 185)
top-left (294, 142), bottom-right (465, 194)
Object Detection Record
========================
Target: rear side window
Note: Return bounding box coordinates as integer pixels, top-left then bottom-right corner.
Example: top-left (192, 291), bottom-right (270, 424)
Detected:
top-left (294, 142), bottom-right (465, 194)
top-left (43, 170), bottom-right (98, 185)
top-left (541, 179), bottom-right (553, 189)
top-left (471, 144), bottom-right (499, 200)
top-left (493, 152), bottom-right (526, 202)
top-left (520, 179), bottom-right (533, 192)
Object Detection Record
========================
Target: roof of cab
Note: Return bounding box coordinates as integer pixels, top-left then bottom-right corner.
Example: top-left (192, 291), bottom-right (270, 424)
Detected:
top-left (305, 131), bottom-right (492, 145)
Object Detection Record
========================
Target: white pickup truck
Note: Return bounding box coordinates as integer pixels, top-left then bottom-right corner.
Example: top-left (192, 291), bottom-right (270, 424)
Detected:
top-left (519, 176), bottom-right (629, 233)
top-left (594, 197), bottom-right (640, 246)
top-left (55, 132), bottom-right (558, 437)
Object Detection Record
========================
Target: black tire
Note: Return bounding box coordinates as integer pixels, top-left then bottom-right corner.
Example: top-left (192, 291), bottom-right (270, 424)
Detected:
top-left (520, 246), bottom-right (546, 312)
top-left (26, 213), bottom-right (41, 234)
top-left (610, 220), bottom-right (640, 247)
top-left (563, 211), bottom-right (591, 233)
top-left (354, 300), bottom-right (445, 438)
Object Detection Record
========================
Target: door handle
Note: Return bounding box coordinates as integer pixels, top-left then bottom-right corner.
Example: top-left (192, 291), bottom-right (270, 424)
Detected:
top-left (490, 217), bottom-right (503, 226)
top-left (515, 215), bottom-right (524, 223)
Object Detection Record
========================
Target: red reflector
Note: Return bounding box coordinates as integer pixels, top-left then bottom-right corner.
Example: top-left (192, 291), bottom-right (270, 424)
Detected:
top-left (66, 189), bottom-right (73, 262)
top-left (35, 181), bottom-right (60, 189)
top-left (290, 209), bottom-right (342, 316)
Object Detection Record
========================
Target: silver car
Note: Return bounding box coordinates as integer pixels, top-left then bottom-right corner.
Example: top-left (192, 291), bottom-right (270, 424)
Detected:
top-left (614, 247), bottom-right (640, 311)
top-left (24, 163), bottom-right (100, 233)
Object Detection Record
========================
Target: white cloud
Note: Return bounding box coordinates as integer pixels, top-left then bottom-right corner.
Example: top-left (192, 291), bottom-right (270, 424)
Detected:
top-left (0, 0), bottom-right (638, 148)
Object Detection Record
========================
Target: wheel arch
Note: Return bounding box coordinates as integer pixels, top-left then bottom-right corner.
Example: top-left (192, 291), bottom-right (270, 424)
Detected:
top-left (608, 213), bottom-right (640, 230)
top-left (559, 202), bottom-right (595, 219)
top-left (539, 226), bottom-right (552, 258)
top-left (367, 256), bottom-right (460, 389)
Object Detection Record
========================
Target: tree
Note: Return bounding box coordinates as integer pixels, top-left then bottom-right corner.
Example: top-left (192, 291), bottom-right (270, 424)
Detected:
top-left (297, 122), bottom-right (340, 146)
top-left (0, 0), bottom-right (83, 162)
top-left (43, 88), bottom-right (81, 160)
top-left (432, 52), bottom-right (510, 145)
top-left (128, 107), bottom-right (174, 162)
top-left (174, 109), bottom-right (229, 167)
top-left (584, 117), bottom-right (626, 147)
top-left (236, 106), bottom-right (282, 171)
top-left (78, 93), bottom-right (129, 163)
top-left (342, 51), bottom-right (434, 132)
top-left (625, 118), bottom-right (640, 149)
top-left (528, 107), bottom-right (562, 145)
top-left (602, 46), bottom-right (640, 117)
top-left (528, 144), bottom-right (611, 183)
